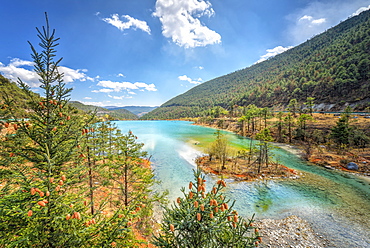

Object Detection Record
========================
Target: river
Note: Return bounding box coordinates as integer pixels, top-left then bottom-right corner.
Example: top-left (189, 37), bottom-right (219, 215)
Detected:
top-left (114, 120), bottom-right (370, 247)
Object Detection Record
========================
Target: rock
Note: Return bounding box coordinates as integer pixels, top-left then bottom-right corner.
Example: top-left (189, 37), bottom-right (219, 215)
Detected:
top-left (346, 162), bottom-right (359, 171)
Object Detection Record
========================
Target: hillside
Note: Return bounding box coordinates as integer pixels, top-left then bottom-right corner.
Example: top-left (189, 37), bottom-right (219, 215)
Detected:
top-left (0, 77), bottom-right (137, 121)
top-left (107, 106), bottom-right (158, 117)
top-left (0, 74), bottom-right (42, 118)
top-left (142, 10), bottom-right (370, 120)
top-left (69, 101), bottom-right (138, 120)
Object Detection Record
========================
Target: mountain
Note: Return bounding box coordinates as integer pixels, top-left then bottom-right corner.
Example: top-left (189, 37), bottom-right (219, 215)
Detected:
top-left (0, 74), bottom-right (42, 118)
top-left (141, 10), bottom-right (370, 120)
top-left (69, 101), bottom-right (138, 120)
top-left (112, 106), bottom-right (158, 117)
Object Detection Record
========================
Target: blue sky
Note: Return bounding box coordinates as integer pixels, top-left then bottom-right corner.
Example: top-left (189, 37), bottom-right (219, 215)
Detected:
top-left (1, 0), bottom-right (369, 107)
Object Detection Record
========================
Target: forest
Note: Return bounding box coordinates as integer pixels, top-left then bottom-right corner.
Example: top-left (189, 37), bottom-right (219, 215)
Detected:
top-left (0, 15), bottom-right (260, 247)
top-left (141, 9), bottom-right (370, 120)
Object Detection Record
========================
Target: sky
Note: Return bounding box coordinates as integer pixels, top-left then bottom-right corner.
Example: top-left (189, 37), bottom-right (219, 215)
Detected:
top-left (0, 0), bottom-right (369, 107)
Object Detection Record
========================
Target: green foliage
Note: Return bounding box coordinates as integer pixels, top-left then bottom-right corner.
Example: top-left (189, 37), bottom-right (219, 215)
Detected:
top-left (0, 14), bottom-right (158, 247)
top-left (208, 130), bottom-right (229, 171)
top-left (142, 10), bottom-right (370, 119)
top-left (153, 169), bottom-right (260, 248)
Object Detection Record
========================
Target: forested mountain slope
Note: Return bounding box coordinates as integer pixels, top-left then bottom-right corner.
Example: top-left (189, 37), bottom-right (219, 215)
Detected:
top-left (0, 74), bottom-right (42, 118)
top-left (142, 10), bottom-right (370, 120)
top-left (69, 101), bottom-right (138, 120)
top-left (0, 76), bottom-right (137, 120)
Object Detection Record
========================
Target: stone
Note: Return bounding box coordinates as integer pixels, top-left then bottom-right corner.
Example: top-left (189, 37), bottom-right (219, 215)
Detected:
top-left (346, 162), bottom-right (359, 171)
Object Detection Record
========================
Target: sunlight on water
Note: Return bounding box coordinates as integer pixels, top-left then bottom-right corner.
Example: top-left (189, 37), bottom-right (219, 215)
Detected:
top-left (114, 120), bottom-right (370, 247)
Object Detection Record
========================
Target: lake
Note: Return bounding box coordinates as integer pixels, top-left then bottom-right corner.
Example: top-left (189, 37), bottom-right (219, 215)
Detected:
top-left (114, 120), bottom-right (370, 247)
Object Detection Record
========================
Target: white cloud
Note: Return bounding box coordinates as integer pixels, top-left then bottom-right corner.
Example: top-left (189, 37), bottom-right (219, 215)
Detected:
top-left (117, 73), bottom-right (125, 77)
top-left (0, 59), bottom-right (39, 87)
top-left (0, 58), bottom-right (92, 87)
top-left (311, 18), bottom-right (326, 24)
top-left (92, 88), bottom-right (114, 93)
top-left (58, 66), bottom-right (94, 83)
top-left (108, 94), bottom-right (132, 100)
top-left (256, 46), bottom-right (293, 64)
top-left (134, 82), bottom-right (157, 91)
top-left (153, 0), bottom-right (221, 48)
top-left (95, 80), bottom-right (157, 93)
top-left (80, 101), bottom-right (106, 107)
top-left (299, 15), bottom-right (313, 21)
top-left (84, 97), bottom-right (92, 100)
top-left (351, 5), bottom-right (370, 17)
top-left (178, 75), bottom-right (203, 84)
top-left (286, 1), bottom-right (370, 45)
top-left (298, 15), bottom-right (326, 26)
top-left (102, 14), bottom-right (151, 34)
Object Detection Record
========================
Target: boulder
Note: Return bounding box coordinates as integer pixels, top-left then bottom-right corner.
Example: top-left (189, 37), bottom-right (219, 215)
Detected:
top-left (346, 162), bottom-right (359, 171)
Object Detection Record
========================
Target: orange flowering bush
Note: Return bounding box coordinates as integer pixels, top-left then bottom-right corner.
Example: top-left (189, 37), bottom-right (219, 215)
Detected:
top-left (153, 169), bottom-right (260, 247)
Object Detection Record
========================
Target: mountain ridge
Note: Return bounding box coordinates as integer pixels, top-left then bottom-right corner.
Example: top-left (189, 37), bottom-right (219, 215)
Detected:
top-left (141, 10), bottom-right (370, 119)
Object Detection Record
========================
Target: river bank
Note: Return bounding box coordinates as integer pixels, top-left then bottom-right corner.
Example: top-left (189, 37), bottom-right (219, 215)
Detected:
top-left (191, 116), bottom-right (370, 178)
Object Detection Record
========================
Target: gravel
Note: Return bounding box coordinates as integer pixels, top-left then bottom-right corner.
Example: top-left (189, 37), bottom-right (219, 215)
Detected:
top-left (255, 215), bottom-right (333, 248)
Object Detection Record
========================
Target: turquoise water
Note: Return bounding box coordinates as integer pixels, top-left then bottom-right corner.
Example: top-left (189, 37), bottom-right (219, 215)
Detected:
top-left (114, 120), bottom-right (370, 247)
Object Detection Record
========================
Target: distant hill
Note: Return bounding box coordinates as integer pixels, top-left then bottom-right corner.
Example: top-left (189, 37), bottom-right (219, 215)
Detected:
top-left (69, 101), bottom-right (138, 120)
top-left (107, 106), bottom-right (158, 117)
top-left (0, 74), bottom-right (42, 118)
top-left (142, 10), bottom-right (370, 120)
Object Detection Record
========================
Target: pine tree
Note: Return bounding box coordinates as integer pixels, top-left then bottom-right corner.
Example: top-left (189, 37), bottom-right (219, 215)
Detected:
top-left (0, 13), bottom-right (95, 246)
top-left (153, 169), bottom-right (260, 247)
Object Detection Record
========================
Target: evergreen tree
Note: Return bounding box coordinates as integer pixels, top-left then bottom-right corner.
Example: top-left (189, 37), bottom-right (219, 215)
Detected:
top-left (153, 169), bottom-right (260, 247)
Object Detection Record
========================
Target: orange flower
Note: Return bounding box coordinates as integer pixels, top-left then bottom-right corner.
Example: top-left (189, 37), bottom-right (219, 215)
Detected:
top-left (170, 224), bottom-right (175, 232)
top-left (59, 180), bottom-right (64, 186)
top-left (27, 210), bottom-right (33, 217)
top-left (46, 191), bottom-right (50, 196)
top-left (233, 215), bottom-right (238, 223)
top-left (197, 213), bottom-right (201, 221)
top-left (176, 197), bottom-right (181, 204)
top-left (39, 191), bottom-right (44, 197)
top-left (214, 207), bottom-right (219, 213)
top-left (111, 242), bottom-right (117, 247)
top-left (209, 212), bottom-right (214, 219)
top-left (200, 204), bottom-right (205, 211)
top-left (37, 201), bottom-right (46, 207)
top-left (49, 177), bottom-right (54, 183)
top-left (61, 175), bottom-right (66, 181)
top-left (193, 201), bottom-right (199, 208)
top-left (66, 214), bottom-right (71, 220)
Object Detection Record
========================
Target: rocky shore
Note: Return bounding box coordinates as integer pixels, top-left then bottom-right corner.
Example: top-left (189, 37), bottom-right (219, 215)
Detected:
top-left (255, 215), bottom-right (332, 248)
